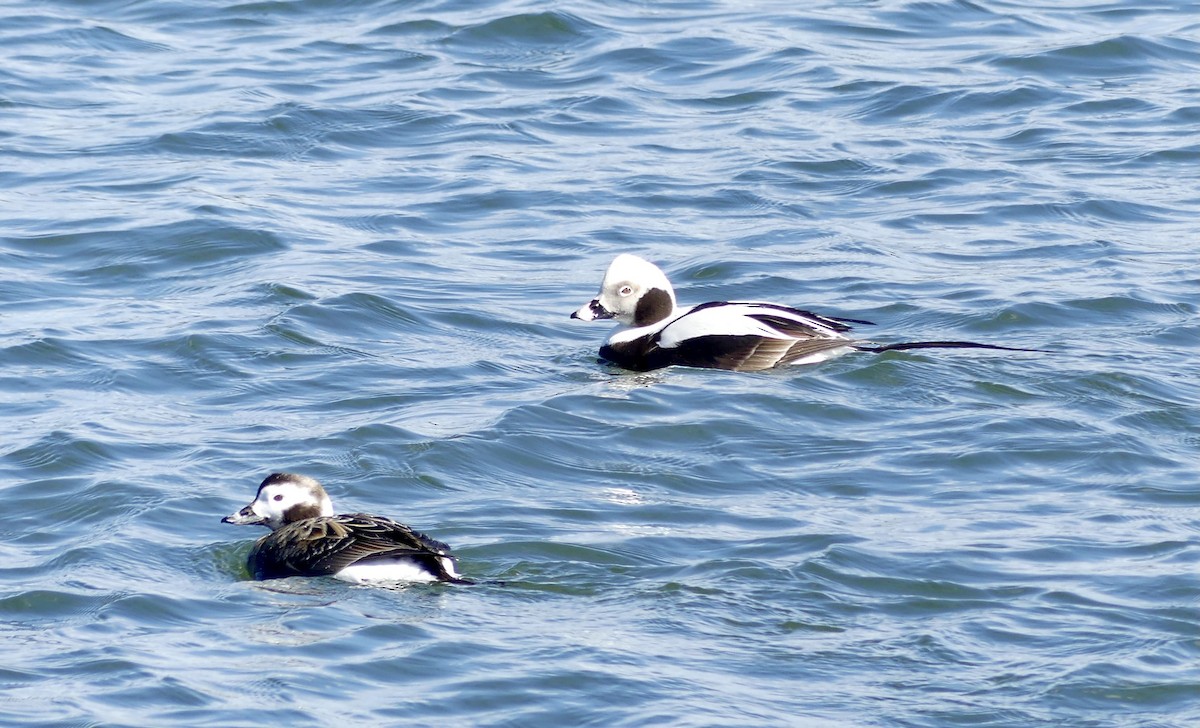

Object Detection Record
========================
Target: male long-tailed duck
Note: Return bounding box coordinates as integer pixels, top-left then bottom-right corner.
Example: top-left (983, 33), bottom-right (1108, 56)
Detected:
top-left (571, 254), bottom-right (1038, 372)
top-left (222, 473), bottom-right (470, 584)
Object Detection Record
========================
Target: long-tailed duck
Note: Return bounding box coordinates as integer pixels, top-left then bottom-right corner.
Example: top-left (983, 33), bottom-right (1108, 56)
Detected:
top-left (222, 473), bottom-right (470, 584)
top-left (571, 254), bottom-right (1039, 372)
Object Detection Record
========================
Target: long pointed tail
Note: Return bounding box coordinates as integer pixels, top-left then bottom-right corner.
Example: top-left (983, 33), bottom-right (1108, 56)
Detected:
top-left (854, 341), bottom-right (1047, 354)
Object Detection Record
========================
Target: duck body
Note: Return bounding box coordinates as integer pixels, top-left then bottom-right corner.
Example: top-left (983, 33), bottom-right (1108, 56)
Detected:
top-left (245, 512), bottom-right (465, 583)
top-left (598, 300), bottom-right (865, 372)
top-left (223, 473), bottom-right (469, 585)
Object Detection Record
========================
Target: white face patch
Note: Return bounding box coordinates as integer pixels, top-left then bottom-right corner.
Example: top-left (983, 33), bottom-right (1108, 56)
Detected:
top-left (244, 478), bottom-right (334, 529)
top-left (249, 484), bottom-right (298, 526)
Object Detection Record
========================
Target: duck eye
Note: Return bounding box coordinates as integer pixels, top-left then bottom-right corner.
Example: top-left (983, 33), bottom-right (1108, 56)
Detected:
top-left (273, 494), bottom-right (283, 501)
top-left (619, 285), bottom-right (633, 296)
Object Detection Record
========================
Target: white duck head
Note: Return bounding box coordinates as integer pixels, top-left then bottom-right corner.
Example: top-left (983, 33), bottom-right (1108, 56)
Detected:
top-left (222, 473), bottom-right (334, 530)
top-left (571, 254), bottom-right (678, 327)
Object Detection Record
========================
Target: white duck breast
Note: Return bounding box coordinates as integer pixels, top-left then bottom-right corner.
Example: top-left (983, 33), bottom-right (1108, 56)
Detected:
top-left (221, 473), bottom-right (470, 585)
top-left (571, 254), bottom-right (1042, 372)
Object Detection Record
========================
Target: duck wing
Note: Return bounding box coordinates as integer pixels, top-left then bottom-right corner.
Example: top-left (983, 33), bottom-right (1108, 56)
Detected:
top-left (739, 303), bottom-right (874, 334)
top-left (649, 303), bottom-right (856, 371)
top-left (667, 333), bottom-right (854, 371)
top-left (661, 302), bottom-right (859, 344)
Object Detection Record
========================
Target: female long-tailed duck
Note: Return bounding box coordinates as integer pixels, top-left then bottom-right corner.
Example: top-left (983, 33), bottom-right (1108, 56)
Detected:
top-left (222, 473), bottom-right (470, 584)
top-left (571, 254), bottom-right (1039, 372)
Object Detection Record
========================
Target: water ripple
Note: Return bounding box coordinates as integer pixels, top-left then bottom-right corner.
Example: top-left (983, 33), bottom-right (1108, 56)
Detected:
top-left (2, 0), bottom-right (1199, 725)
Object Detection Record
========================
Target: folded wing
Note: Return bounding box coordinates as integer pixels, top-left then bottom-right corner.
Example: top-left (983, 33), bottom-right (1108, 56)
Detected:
top-left (656, 302), bottom-right (863, 371)
top-left (252, 514), bottom-right (458, 580)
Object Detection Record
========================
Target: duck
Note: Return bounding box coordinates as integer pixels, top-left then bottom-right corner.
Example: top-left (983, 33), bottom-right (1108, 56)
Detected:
top-left (570, 254), bottom-right (1039, 372)
top-left (222, 473), bottom-right (470, 584)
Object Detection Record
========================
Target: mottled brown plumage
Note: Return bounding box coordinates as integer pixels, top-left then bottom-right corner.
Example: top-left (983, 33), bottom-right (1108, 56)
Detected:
top-left (246, 512), bottom-right (465, 582)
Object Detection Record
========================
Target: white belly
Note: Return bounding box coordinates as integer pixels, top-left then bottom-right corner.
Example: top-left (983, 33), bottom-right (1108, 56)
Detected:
top-left (333, 556), bottom-right (458, 584)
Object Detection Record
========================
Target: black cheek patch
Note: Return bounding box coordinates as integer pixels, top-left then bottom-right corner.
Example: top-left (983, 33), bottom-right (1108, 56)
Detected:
top-left (283, 503), bottom-right (323, 523)
top-left (634, 287), bottom-right (673, 326)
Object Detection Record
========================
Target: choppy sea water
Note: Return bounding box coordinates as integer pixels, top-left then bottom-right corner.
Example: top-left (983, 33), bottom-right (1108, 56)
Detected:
top-left (2, 0), bottom-right (1199, 725)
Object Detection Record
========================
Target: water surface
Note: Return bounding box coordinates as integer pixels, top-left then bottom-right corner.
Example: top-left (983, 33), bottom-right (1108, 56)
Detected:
top-left (2, 0), bottom-right (1199, 725)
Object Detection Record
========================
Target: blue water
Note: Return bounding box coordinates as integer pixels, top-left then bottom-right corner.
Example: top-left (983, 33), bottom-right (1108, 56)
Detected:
top-left (2, 0), bottom-right (1199, 725)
